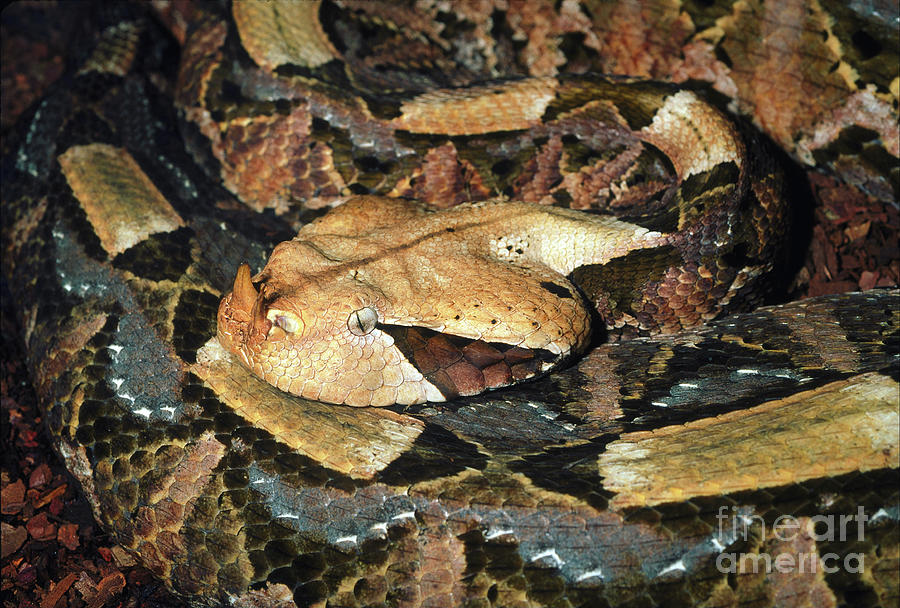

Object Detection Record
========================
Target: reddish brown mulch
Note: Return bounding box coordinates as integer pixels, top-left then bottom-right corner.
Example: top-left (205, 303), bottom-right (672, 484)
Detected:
top-left (798, 173), bottom-right (899, 296)
top-left (1, 295), bottom-right (182, 608)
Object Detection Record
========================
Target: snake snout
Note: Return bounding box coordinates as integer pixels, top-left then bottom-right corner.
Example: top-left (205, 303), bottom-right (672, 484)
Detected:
top-left (217, 263), bottom-right (274, 355)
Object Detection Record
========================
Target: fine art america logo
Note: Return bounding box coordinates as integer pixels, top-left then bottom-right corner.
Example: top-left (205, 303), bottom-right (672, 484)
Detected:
top-left (715, 506), bottom-right (870, 574)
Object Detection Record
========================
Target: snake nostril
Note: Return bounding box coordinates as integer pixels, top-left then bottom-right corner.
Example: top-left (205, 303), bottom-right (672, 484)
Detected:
top-left (348, 306), bottom-right (378, 336)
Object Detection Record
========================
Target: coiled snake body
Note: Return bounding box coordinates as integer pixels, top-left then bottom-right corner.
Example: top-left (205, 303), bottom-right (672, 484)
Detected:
top-left (3, 2), bottom-right (898, 606)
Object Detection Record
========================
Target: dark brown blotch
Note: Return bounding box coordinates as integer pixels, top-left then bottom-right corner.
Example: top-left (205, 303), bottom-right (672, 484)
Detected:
top-left (570, 245), bottom-right (682, 318)
top-left (539, 280), bottom-right (574, 299)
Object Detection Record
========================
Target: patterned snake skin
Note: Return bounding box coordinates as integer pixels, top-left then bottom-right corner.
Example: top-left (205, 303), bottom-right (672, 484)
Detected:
top-left (2, 1), bottom-right (898, 607)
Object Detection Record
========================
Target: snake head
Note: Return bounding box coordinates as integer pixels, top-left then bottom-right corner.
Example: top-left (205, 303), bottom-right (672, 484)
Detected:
top-left (216, 243), bottom-right (455, 407)
top-left (216, 254), bottom-right (403, 406)
top-left (216, 250), bottom-right (570, 408)
top-left (216, 206), bottom-right (588, 408)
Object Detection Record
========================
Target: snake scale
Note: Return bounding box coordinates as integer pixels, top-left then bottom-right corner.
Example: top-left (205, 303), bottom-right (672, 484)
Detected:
top-left (2, 1), bottom-right (898, 607)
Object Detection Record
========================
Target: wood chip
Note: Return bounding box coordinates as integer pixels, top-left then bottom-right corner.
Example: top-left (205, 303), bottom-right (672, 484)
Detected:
top-left (0, 479), bottom-right (25, 514)
top-left (57, 523), bottom-right (80, 551)
top-left (34, 483), bottom-right (66, 508)
top-left (25, 512), bottom-right (56, 542)
top-left (89, 572), bottom-right (126, 608)
top-left (40, 572), bottom-right (79, 608)
top-left (110, 545), bottom-right (137, 568)
top-left (28, 464), bottom-right (52, 489)
top-left (859, 270), bottom-right (878, 290)
top-left (1, 522), bottom-right (28, 559)
top-left (844, 220), bottom-right (870, 242)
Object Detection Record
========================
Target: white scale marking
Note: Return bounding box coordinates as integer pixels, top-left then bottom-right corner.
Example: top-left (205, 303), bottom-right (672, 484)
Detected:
top-left (111, 378), bottom-right (124, 389)
top-left (132, 408), bottom-right (152, 419)
top-left (485, 529), bottom-right (514, 540)
top-left (657, 559), bottom-right (686, 576)
top-left (575, 568), bottom-right (603, 582)
top-left (736, 369), bottom-right (759, 375)
top-left (391, 511), bottom-right (415, 521)
top-left (529, 548), bottom-right (564, 567)
top-left (652, 401), bottom-right (670, 407)
top-left (335, 536), bottom-right (358, 545)
top-left (118, 393), bottom-right (135, 403)
top-left (677, 383), bottom-right (698, 389)
top-left (370, 522), bottom-right (388, 533)
top-left (710, 536), bottom-right (725, 552)
top-left (108, 344), bottom-right (123, 354)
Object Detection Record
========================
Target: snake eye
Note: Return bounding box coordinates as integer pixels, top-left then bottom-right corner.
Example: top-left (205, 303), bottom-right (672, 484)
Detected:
top-left (348, 306), bottom-right (377, 336)
top-left (266, 309), bottom-right (301, 334)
